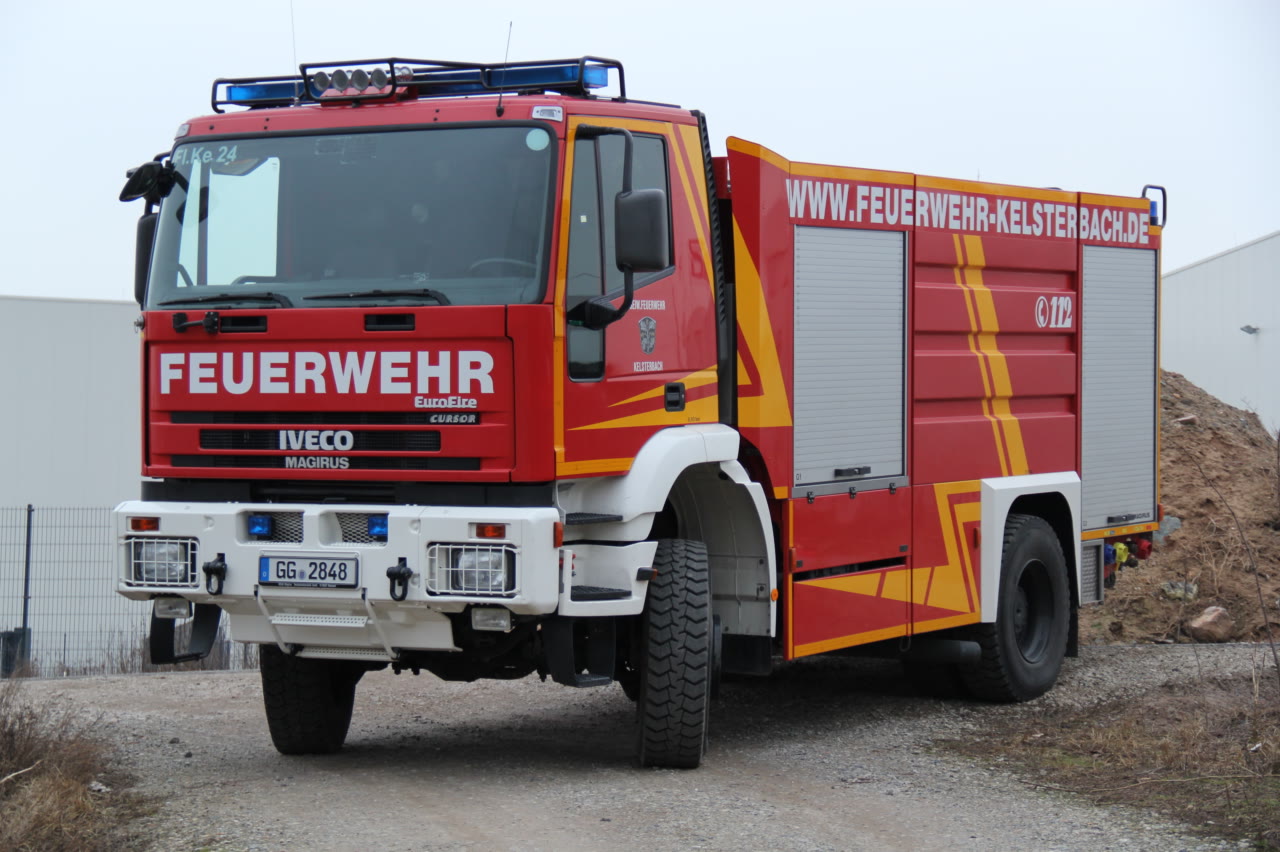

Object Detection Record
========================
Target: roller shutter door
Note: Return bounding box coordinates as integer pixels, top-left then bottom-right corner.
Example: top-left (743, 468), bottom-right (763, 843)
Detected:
top-left (1081, 246), bottom-right (1158, 530)
top-left (793, 227), bottom-right (906, 488)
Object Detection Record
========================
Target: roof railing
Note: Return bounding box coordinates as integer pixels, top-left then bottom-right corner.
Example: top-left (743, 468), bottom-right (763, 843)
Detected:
top-left (211, 56), bottom-right (625, 113)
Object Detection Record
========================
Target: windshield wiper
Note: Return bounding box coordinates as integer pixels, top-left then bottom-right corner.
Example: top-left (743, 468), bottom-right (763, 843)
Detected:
top-left (303, 288), bottom-right (452, 305)
top-left (159, 291), bottom-right (293, 308)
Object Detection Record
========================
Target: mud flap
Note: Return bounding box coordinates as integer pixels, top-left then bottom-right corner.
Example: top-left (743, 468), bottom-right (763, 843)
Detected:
top-left (543, 617), bottom-right (614, 687)
top-left (150, 603), bottom-right (222, 664)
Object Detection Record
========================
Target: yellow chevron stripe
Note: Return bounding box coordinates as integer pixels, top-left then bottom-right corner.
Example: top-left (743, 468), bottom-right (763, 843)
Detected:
top-left (608, 368), bottom-right (717, 408)
top-left (675, 124), bottom-right (717, 300)
top-left (803, 572), bottom-right (883, 596)
top-left (793, 623), bottom-right (910, 657)
top-left (733, 219), bottom-right (792, 427)
top-left (557, 457), bottom-right (634, 476)
top-left (962, 236), bottom-right (1029, 475)
top-left (570, 394), bottom-right (719, 431)
top-left (953, 235), bottom-right (1007, 475)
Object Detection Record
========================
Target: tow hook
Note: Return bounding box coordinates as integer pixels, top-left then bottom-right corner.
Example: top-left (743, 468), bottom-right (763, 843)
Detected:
top-left (387, 558), bottom-right (412, 601)
top-left (202, 554), bottom-right (227, 595)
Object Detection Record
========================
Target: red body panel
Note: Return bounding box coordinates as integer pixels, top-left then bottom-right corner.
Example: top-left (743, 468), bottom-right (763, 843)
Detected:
top-left (723, 140), bottom-right (1160, 657)
top-left (144, 306), bottom-right (538, 481)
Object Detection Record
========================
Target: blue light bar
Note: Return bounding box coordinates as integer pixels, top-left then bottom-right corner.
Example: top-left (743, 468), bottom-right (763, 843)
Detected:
top-left (412, 63), bottom-right (609, 95)
top-left (225, 81), bottom-right (305, 103)
top-left (248, 514), bottom-right (274, 537)
top-left (212, 76), bottom-right (307, 111)
top-left (367, 515), bottom-right (389, 538)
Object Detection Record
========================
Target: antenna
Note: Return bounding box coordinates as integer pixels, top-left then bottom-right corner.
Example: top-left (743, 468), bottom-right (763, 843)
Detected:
top-left (495, 21), bottom-right (513, 117)
top-left (289, 0), bottom-right (298, 71)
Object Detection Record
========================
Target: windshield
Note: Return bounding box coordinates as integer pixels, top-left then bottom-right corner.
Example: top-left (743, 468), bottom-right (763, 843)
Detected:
top-left (147, 125), bottom-right (555, 308)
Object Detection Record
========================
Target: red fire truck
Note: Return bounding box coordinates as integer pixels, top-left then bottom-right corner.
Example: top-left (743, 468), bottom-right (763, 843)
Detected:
top-left (117, 56), bottom-right (1164, 768)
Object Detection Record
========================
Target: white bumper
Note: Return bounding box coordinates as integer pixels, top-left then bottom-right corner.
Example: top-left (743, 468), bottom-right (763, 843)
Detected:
top-left (114, 500), bottom-right (654, 658)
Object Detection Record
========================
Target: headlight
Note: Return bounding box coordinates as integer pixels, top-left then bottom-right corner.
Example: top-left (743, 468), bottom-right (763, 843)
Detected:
top-left (128, 537), bottom-right (198, 586)
top-left (453, 550), bottom-right (508, 593)
top-left (426, 544), bottom-right (516, 596)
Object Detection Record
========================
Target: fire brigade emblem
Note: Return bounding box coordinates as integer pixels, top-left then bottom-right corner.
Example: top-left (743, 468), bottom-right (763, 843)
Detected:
top-left (638, 316), bottom-right (657, 354)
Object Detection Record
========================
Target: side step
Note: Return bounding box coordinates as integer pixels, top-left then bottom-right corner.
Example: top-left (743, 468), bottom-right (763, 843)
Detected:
top-left (570, 585), bottom-right (630, 601)
top-left (270, 613), bottom-right (368, 628)
top-left (564, 512), bottom-right (623, 525)
top-left (295, 646), bottom-right (394, 662)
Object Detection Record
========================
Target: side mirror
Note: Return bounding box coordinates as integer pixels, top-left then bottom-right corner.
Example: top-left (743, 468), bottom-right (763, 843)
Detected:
top-left (120, 161), bottom-right (164, 202)
top-left (120, 160), bottom-right (179, 205)
top-left (615, 188), bottom-right (669, 273)
top-left (135, 212), bottom-right (158, 306)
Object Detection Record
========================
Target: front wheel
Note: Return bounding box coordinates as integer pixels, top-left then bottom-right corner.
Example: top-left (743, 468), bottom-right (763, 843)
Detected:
top-left (960, 514), bottom-right (1069, 702)
top-left (259, 645), bottom-right (365, 754)
top-left (636, 539), bottom-right (711, 768)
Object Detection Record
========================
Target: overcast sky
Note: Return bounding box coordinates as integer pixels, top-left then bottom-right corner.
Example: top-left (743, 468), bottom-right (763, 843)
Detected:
top-left (2, 0), bottom-right (1275, 302)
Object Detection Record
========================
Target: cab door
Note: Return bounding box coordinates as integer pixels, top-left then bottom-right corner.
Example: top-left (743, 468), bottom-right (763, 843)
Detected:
top-left (555, 118), bottom-right (719, 478)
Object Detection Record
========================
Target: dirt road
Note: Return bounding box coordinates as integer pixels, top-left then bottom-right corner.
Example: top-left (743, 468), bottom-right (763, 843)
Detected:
top-left (25, 644), bottom-right (1267, 851)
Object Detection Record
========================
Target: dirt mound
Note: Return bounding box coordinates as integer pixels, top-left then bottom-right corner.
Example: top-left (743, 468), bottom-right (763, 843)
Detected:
top-left (1080, 371), bottom-right (1280, 644)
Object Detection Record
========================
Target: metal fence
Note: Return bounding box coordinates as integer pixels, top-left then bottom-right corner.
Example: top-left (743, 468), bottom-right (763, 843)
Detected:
top-left (0, 505), bottom-right (254, 677)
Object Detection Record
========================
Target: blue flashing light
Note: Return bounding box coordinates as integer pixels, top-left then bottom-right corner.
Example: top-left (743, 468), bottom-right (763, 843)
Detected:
top-left (248, 514), bottom-right (274, 537)
top-left (224, 81), bottom-right (305, 105)
top-left (367, 515), bottom-right (389, 538)
top-left (414, 63), bottom-right (608, 95)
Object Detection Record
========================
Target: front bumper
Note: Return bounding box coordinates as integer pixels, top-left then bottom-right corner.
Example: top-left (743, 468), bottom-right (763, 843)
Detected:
top-left (114, 500), bottom-right (654, 660)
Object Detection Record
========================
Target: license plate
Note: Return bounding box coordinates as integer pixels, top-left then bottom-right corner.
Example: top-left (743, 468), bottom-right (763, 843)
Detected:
top-left (258, 554), bottom-right (359, 588)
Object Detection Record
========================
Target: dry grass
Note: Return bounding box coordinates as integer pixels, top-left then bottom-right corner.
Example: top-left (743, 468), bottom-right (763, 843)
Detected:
top-left (946, 663), bottom-right (1280, 850)
top-left (0, 677), bottom-right (149, 851)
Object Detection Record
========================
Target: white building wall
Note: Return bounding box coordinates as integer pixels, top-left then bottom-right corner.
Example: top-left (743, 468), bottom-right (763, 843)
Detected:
top-left (1162, 231), bottom-right (1280, 434)
top-left (0, 296), bottom-right (141, 506)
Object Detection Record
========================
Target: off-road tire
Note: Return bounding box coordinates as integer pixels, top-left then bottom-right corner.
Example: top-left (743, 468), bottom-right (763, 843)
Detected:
top-left (637, 539), bottom-right (711, 768)
top-left (960, 513), bottom-right (1069, 702)
top-left (259, 645), bottom-right (364, 755)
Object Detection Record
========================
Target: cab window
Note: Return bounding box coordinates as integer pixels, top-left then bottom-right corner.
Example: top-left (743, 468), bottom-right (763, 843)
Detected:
top-left (565, 133), bottom-right (670, 380)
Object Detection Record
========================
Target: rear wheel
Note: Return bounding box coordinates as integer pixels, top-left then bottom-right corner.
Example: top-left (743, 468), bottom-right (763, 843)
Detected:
top-left (636, 539), bottom-right (711, 768)
top-left (259, 645), bottom-right (365, 754)
top-left (961, 514), bottom-right (1069, 702)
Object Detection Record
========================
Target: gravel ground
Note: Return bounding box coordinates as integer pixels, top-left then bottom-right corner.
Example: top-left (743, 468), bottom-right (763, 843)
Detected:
top-left (21, 643), bottom-right (1274, 852)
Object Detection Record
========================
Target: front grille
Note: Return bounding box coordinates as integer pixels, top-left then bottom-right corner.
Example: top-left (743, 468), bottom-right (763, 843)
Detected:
top-left (200, 430), bottom-right (441, 452)
top-left (124, 537), bottom-right (199, 587)
top-left (173, 411), bottom-right (438, 425)
top-left (250, 511), bottom-right (303, 543)
top-left (337, 513), bottom-right (388, 546)
top-left (170, 456), bottom-right (480, 471)
top-left (425, 543), bottom-right (517, 597)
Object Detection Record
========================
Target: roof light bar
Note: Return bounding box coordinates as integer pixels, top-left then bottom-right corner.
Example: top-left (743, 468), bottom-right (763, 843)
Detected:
top-left (211, 56), bottom-right (624, 112)
top-left (404, 62), bottom-right (610, 96)
top-left (213, 76), bottom-right (307, 112)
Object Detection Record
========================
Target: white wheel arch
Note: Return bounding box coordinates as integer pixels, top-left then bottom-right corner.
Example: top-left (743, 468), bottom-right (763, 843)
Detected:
top-left (979, 472), bottom-right (1081, 623)
top-left (557, 424), bottom-right (776, 637)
